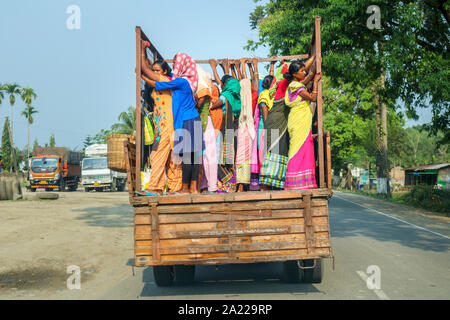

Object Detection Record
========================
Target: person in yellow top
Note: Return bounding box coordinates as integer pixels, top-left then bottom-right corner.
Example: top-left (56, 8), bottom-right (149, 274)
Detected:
top-left (283, 61), bottom-right (322, 190)
top-left (250, 75), bottom-right (274, 191)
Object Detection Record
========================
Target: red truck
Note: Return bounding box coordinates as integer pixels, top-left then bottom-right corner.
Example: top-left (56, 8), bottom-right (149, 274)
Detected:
top-left (28, 147), bottom-right (81, 192)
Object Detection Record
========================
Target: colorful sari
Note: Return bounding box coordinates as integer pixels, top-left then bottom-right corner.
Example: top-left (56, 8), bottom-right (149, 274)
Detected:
top-left (217, 100), bottom-right (237, 193)
top-left (196, 65), bottom-right (218, 192)
top-left (236, 79), bottom-right (254, 185)
top-left (284, 81), bottom-right (317, 190)
top-left (259, 77), bottom-right (290, 189)
top-left (147, 75), bottom-right (182, 192)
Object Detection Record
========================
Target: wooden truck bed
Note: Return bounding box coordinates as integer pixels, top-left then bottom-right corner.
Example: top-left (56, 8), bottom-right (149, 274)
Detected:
top-left (127, 17), bottom-right (333, 285)
top-left (125, 141), bottom-right (332, 268)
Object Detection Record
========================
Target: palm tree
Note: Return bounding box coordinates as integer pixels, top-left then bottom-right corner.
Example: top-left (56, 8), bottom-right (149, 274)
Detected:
top-left (4, 83), bottom-right (22, 144)
top-left (20, 87), bottom-right (38, 160)
top-left (0, 83), bottom-right (5, 105)
top-left (21, 105), bottom-right (38, 160)
top-left (111, 106), bottom-right (136, 136)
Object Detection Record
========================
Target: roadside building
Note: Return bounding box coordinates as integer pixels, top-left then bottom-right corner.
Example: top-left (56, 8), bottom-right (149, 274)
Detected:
top-left (405, 163), bottom-right (450, 190)
top-left (390, 166), bottom-right (405, 187)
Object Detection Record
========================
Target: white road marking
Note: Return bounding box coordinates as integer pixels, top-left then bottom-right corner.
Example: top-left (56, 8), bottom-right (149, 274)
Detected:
top-left (334, 195), bottom-right (450, 240)
top-left (356, 271), bottom-right (390, 300)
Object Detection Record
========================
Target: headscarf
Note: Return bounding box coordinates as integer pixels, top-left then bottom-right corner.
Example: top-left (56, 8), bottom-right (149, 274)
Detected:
top-left (196, 64), bottom-right (212, 99)
top-left (209, 84), bottom-right (223, 132)
top-left (221, 78), bottom-right (241, 117)
top-left (172, 52), bottom-right (198, 94)
top-left (269, 62), bottom-right (291, 99)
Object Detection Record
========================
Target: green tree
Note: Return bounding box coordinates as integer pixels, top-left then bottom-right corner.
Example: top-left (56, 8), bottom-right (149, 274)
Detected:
top-left (1, 117), bottom-right (12, 172)
top-left (20, 86), bottom-right (38, 159)
top-left (92, 129), bottom-right (113, 144)
top-left (3, 83), bottom-right (21, 144)
top-left (111, 106), bottom-right (136, 136)
top-left (247, 0), bottom-right (449, 195)
top-left (32, 138), bottom-right (40, 151)
top-left (0, 83), bottom-right (5, 105)
top-left (21, 105), bottom-right (38, 160)
top-left (49, 134), bottom-right (56, 147)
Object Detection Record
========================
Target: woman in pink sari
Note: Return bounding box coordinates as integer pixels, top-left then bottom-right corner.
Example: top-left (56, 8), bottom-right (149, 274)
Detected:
top-left (283, 61), bottom-right (322, 190)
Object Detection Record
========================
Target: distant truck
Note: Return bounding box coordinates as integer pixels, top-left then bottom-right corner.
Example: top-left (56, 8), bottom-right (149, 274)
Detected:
top-left (82, 144), bottom-right (127, 192)
top-left (28, 147), bottom-right (82, 192)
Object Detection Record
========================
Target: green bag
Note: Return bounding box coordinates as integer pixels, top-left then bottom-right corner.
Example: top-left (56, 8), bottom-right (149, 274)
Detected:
top-left (144, 115), bottom-right (154, 145)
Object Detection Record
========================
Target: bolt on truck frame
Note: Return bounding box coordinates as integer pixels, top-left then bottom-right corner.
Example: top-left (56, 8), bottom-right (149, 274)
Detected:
top-left (125, 16), bottom-right (333, 286)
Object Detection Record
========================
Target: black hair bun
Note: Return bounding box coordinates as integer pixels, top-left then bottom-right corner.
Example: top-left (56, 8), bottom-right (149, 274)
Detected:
top-left (283, 72), bottom-right (294, 81)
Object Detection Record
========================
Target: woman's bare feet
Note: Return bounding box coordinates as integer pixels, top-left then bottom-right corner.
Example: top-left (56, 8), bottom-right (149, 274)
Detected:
top-left (180, 183), bottom-right (190, 194)
top-left (189, 181), bottom-right (199, 194)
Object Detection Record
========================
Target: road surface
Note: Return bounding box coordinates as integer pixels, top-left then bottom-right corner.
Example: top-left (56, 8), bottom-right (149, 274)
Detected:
top-left (100, 191), bottom-right (450, 300)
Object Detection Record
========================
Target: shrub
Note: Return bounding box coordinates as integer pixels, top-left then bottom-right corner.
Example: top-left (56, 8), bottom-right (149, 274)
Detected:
top-left (401, 184), bottom-right (450, 214)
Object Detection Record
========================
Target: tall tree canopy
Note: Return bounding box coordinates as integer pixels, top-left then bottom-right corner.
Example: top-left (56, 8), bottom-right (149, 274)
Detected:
top-left (247, 0), bottom-right (449, 139)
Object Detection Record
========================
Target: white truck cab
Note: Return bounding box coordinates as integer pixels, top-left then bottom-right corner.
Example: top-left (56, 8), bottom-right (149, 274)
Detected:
top-left (82, 144), bottom-right (127, 192)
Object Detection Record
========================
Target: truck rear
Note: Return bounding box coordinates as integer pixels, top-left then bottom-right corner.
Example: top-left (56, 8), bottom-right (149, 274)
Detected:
top-left (82, 144), bottom-right (127, 192)
top-left (126, 16), bottom-right (333, 286)
top-left (28, 147), bottom-right (81, 192)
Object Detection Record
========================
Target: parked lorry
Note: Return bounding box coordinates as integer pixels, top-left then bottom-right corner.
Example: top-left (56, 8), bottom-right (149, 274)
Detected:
top-left (82, 144), bottom-right (127, 192)
top-left (126, 16), bottom-right (333, 287)
top-left (28, 147), bottom-right (82, 192)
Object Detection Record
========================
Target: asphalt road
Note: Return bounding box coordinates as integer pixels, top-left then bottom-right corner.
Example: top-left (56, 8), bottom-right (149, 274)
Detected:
top-left (100, 191), bottom-right (450, 300)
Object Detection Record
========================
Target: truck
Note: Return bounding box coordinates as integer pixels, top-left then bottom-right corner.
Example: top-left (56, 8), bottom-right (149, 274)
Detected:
top-left (82, 144), bottom-right (127, 192)
top-left (28, 147), bottom-right (81, 192)
top-left (126, 16), bottom-right (333, 287)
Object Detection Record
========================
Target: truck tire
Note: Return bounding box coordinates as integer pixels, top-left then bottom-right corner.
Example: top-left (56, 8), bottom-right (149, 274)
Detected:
top-left (45, 188), bottom-right (52, 192)
top-left (174, 265), bottom-right (195, 285)
top-left (302, 259), bottom-right (323, 284)
top-left (0, 181), bottom-right (7, 200)
top-left (282, 260), bottom-right (302, 283)
top-left (30, 188), bottom-right (36, 192)
top-left (117, 180), bottom-right (125, 192)
top-left (59, 179), bottom-right (66, 192)
top-left (68, 184), bottom-right (77, 191)
top-left (153, 266), bottom-right (174, 287)
top-left (110, 178), bottom-right (117, 192)
top-left (5, 181), bottom-right (14, 200)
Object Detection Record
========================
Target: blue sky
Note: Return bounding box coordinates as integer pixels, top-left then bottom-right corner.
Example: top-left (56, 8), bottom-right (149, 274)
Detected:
top-left (0, 0), bottom-right (431, 151)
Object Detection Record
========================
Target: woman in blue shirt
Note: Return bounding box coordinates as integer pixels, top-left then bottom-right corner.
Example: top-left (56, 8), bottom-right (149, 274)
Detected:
top-left (141, 42), bottom-right (204, 194)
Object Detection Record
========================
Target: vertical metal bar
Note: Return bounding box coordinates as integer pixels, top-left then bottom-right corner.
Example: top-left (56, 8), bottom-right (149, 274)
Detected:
top-left (135, 27), bottom-right (142, 192)
top-left (315, 16), bottom-right (325, 188)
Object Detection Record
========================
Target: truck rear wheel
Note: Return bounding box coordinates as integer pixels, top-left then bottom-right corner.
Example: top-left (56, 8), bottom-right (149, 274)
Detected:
top-left (153, 266), bottom-right (174, 287)
top-left (282, 260), bottom-right (302, 283)
top-left (59, 179), bottom-right (66, 192)
top-left (174, 265), bottom-right (195, 285)
top-left (30, 188), bottom-right (36, 192)
top-left (302, 259), bottom-right (323, 284)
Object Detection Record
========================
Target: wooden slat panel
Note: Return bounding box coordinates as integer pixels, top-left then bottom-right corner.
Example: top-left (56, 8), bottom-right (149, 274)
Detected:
top-left (156, 240), bottom-right (330, 255)
top-left (158, 224), bottom-right (330, 239)
top-left (134, 206), bottom-right (328, 225)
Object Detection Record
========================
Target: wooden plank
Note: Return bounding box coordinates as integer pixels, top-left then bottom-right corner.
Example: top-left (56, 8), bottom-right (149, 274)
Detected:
top-left (155, 199), bottom-right (327, 214)
top-left (304, 195), bottom-right (314, 254)
top-left (151, 203), bottom-right (160, 261)
top-left (156, 240), bottom-right (331, 255)
top-left (158, 224), bottom-right (330, 239)
top-left (134, 207), bottom-right (329, 225)
top-left (130, 188), bottom-right (331, 206)
top-left (314, 17), bottom-right (325, 188)
top-left (163, 54), bottom-right (309, 65)
top-left (135, 27), bottom-right (142, 192)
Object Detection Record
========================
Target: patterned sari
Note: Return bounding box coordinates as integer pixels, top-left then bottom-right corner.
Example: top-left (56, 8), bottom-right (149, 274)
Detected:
top-left (284, 81), bottom-right (317, 190)
top-left (259, 78), bottom-right (290, 189)
top-left (217, 100), bottom-right (237, 192)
